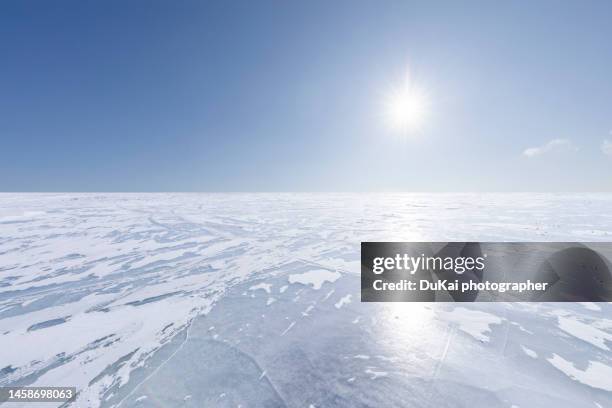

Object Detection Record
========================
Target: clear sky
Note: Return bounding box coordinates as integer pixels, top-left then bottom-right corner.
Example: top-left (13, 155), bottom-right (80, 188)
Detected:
top-left (1, 0), bottom-right (611, 191)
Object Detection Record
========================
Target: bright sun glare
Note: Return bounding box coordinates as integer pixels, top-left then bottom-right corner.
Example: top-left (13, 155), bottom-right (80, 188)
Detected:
top-left (383, 70), bottom-right (430, 134)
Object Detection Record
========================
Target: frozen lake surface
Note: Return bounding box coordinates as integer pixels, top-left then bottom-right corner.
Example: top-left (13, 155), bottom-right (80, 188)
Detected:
top-left (0, 193), bottom-right (611, 407)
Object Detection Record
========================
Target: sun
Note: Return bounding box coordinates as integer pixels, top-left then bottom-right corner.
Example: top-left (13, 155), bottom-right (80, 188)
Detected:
top-left (383, 70), bottom-right (430, 134)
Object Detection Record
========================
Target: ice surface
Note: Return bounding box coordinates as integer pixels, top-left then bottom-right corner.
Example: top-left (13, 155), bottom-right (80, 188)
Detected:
top-left (0, 193), bottom-right (611, 407)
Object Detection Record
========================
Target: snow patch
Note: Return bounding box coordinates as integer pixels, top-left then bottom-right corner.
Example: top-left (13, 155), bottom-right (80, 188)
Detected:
top-left (578, 302), bottom-right (601, 312)
top-left (548, 354), bottom-right (612, 391)
top-left (281, 321), bottom-right (295, 336)
top-left (365, 368), bottom-right (388, 380)
top-left (334, 294), bottom-right (352, 309)
top-left (436, 307), bottom-right (503, 342)
top-left (288, 270), bottom-right (341, 290)
top-left (249, 283), bottom-right (272, 294)
top-left (557, 315), bottom-right (612, 351)
top-left (521, 345), bottom-right (537, 359)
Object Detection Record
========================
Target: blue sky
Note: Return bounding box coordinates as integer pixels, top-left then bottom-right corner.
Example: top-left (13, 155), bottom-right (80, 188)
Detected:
top-left (1, 0), bottom-right (611, 191)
